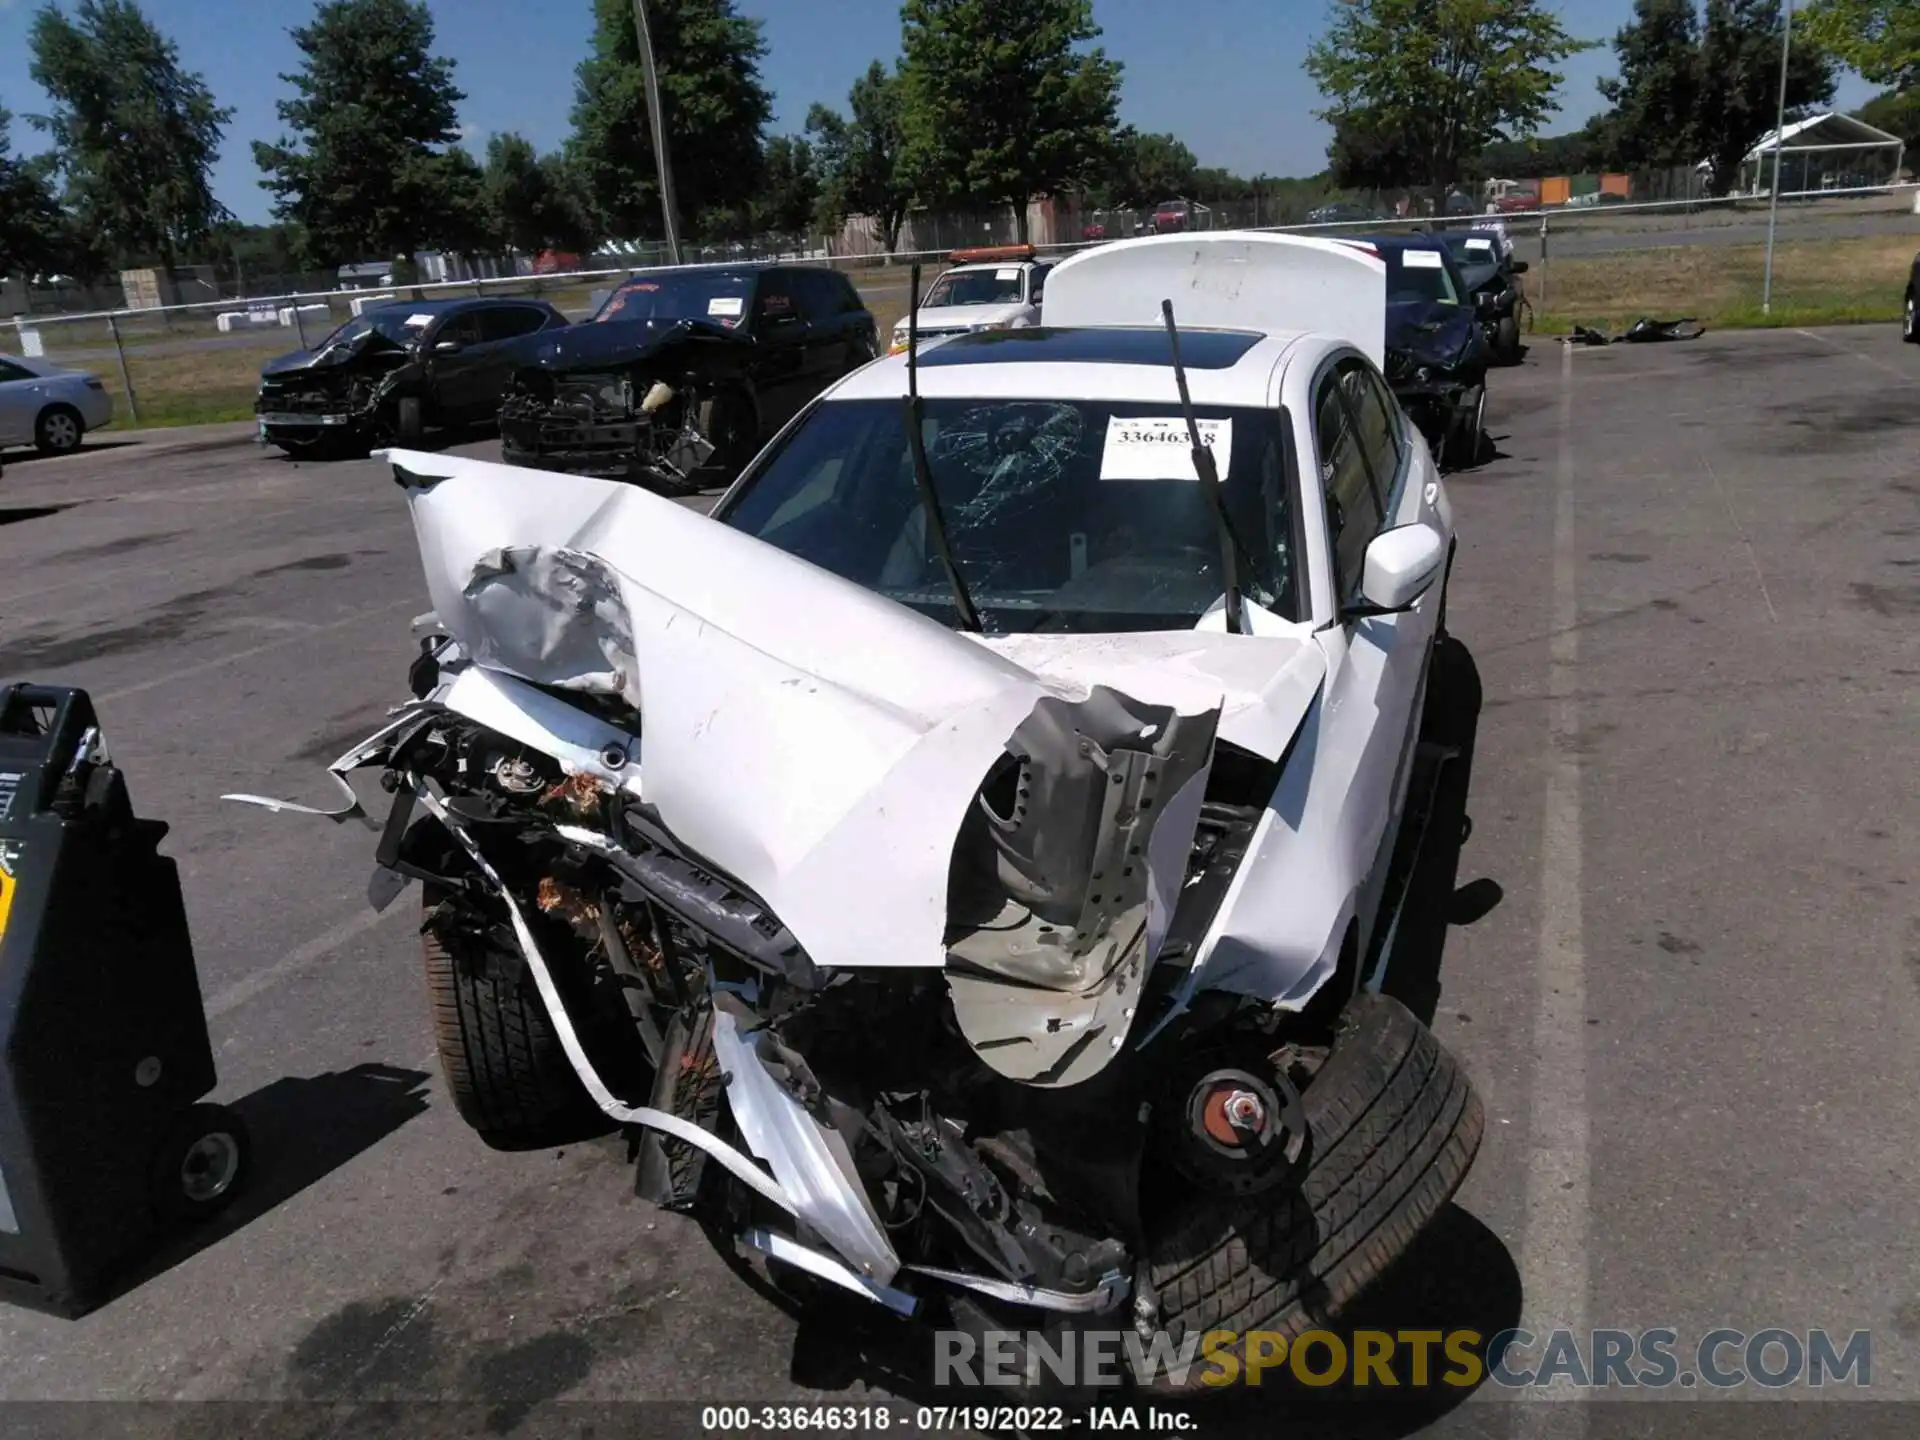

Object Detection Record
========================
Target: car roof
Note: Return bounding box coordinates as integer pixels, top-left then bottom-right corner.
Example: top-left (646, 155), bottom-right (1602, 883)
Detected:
top-left (365, 295), bottom-right (550, 316)
top-left (829, 324), bottom-right (1319, 407)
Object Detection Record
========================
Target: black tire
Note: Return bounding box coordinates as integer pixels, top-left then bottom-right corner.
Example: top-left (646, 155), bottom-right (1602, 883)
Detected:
top-left (695, 390), bottom-right (758, 484)
top-left (1904, 289), bottom-right (1917, 344)
top-left (393, 395), bottom-right (425, 443)
top-left (422, 886), bottom-right (609, 1150)
top-left (1442, 385), bottom-right (1486, 470)
top-left (148, 1102), bottom-right (251, 1225)
top-left (35, 404), bottom-right (84, 456)
top-left (1495, 314), bottom-right (1522, 363)
top-left (1142, 993), bottom-right (1484, 1393)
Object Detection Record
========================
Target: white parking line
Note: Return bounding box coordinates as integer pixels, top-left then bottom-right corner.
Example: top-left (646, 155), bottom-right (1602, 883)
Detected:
top-left (1794, 327), bottom-right (1920, 386)
top-left (96, 597), bottom-right (417, 703)
top-left (205, 902), bottom-right (411, 1021)
top-left (1518, 340), bottom-right (1591, 1425)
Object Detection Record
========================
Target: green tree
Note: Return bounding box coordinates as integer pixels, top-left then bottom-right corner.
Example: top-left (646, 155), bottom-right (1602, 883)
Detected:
top-left (568, 0), bottom-right (774, 243)
top-left (1304, 0), bottom-right (1593, 197)
top-left (806, 60), bottom-right (915, 250)
top-left (483, 132), bottom-right (594, 254)
top-left (1694, 0), bottom-right (1836, 193)
top-left (26, 0), bottom-right (232, 271)
top-left (1596, 0), bottom-right (1702, 167)
top-left (898, 0), bottom-right (1123, 242)
top-left (253, 0), bottom-right (471, 269)
top-left (754, 135), bottom-right (819, 235)
top-left (1855, 85), bottom-right (1920, 151)
top-left (1327, 110), bottom-right (1422, 189)
top-left (1476, 117), bottom-right (1612, 178)
top-left (1097, 128), bottom-right (1200, 207)
top-left (0, 102), bottom-right (77, 280)
top-left (1799, 0), bottom-right (1919, 89)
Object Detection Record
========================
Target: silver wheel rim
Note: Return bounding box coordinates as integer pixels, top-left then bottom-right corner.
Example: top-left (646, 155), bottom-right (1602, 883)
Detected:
top-left (180, 1132), bottom-right (242, 1203)
top-left (1908, 298), bottom-right (1915, 337)
top-left (45, 414), bottom-right (78, 450)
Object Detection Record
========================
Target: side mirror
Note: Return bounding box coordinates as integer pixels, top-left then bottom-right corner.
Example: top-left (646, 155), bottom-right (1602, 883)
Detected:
top-left (1509, 260), bottom-right (1530, 275)
top-left (1346, 524), bottom-right (1445, 619)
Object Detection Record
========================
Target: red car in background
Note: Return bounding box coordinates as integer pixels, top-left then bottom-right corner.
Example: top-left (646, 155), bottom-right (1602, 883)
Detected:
top-left (1150, 199), bottom-right (1191, 233)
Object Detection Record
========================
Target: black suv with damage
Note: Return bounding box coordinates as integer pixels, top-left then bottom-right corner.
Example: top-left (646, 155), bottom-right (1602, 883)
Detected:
top-left (1351, 234), bottom-right (1492, 470)
top-left (254, 296), bottom-right (570, 456)
top-left (497, 265), bottom-right (880, 493)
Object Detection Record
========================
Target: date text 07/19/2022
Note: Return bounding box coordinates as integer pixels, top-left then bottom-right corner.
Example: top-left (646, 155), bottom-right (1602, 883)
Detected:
top-left (699, 1405), bottom-right (1195, 1432)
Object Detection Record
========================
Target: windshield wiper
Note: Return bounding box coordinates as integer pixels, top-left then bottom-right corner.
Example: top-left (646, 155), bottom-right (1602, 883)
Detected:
top-left (901, 263), bottom-right (983, 633)
top-left (1160, 299), bottom-right (1248, 636)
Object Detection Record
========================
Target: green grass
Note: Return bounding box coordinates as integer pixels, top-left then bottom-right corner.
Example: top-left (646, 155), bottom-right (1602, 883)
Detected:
top-left (1526, 232), bottom-right (1912, 333)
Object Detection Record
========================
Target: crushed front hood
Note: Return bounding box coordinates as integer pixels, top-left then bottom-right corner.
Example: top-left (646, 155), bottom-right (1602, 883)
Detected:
top-left (521, 317), bottom-right (742, 373)
top-left (386, 451), bottom-right (1124, 977)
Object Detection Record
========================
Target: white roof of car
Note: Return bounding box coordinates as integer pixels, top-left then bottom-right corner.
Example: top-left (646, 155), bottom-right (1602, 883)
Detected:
top-left (828, 327), bottom-right (1315, 407)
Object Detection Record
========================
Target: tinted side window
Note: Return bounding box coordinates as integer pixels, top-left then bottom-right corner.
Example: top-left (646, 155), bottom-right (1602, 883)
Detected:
top-left (0, 360), bottom-right (33, 383)
top-left (437, 311), bottom-right (484, 346)
top-left (793, 271), bottom-right (844, 323)
top-left (1342, 362), bottom-right (1401, 507)
top-left (1315, 369), bottom-right (1382, 601)
top-left (479, 305), bottom-right (550, 342)
top-left (754, 275), bottom-right (801, 326)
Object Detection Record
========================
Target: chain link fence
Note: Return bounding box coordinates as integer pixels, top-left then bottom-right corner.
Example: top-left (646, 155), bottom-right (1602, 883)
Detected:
top-left (4, 180), bottom-right (1913, 429)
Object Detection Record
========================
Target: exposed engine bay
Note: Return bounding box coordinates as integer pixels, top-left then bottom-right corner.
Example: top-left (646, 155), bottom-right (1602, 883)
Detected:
top-left (254, 340), bottom-right (413, 447)
top-left (498, 367), bottom-right (722, 493)
top-left (314, 652), bottom-right (1327, 1320)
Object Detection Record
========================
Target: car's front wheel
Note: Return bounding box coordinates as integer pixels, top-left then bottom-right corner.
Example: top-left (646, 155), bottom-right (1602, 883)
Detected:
top-left (1142, 993), bottom-right (1484, 1392)
top-left (35, 404), bottom-right (84, 456)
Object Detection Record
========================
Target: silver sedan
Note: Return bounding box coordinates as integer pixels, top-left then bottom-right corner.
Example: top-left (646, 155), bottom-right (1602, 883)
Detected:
top-left (0, 352), bottom-right (116, 456)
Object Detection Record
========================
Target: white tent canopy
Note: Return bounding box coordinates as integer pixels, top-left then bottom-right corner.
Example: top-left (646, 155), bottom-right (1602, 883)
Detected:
top-left (1737, 112), bottom-right (1905, 194)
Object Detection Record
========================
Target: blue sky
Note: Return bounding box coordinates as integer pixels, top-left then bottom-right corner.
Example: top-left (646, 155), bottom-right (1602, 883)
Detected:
top-left (0, 0), bottom-right (1877, 226)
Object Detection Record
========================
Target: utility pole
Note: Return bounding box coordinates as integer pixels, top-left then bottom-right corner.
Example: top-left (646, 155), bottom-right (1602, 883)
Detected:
top-left (1761, 0), bottom-right (1793, 314)
top-left (632, 0), bottom-right (683, 265)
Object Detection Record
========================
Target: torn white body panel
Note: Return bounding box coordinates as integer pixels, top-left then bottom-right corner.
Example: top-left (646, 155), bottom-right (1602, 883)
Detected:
top-left (1040, 232), bottom-right (1389, 372)
top-left (386, 450), bottom-right (1228, 997)
top-left (976, 627), bottom-right (1325, 764)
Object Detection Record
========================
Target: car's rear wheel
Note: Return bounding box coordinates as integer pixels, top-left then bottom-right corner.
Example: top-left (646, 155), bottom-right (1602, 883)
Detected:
top-left (35, 404), bottom-right (83, 456)
top-left (1904, 290), bottom-right (1917, 344)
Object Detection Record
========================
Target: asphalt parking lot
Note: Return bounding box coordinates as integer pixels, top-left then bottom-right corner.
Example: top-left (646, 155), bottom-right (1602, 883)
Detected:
top-left (0, 324), bottom-right (1916, 1437)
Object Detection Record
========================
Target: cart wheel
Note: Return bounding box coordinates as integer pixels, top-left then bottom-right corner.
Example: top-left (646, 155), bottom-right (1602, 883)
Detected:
top-left (150, 1103), bottom-right (251, 1224)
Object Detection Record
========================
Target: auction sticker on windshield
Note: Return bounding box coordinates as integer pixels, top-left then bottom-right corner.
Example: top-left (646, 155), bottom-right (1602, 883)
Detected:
top-left (996, 268), bottom-right (1021, 280)
top-left (709, 297), bottom-right (745, 317)
top-left (1100, 416), bottom-right (1231, 481)
top-left (405, 313), bottom-right (433, 326)
top-left (1403, 250), bottom-right (1444, 269)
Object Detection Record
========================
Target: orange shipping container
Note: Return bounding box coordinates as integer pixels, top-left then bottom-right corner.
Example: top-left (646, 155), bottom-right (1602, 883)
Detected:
top-left (1600, 172), bottom-right (1631, 197)
top-left (1539, 175), bottom-right (1572, 205)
